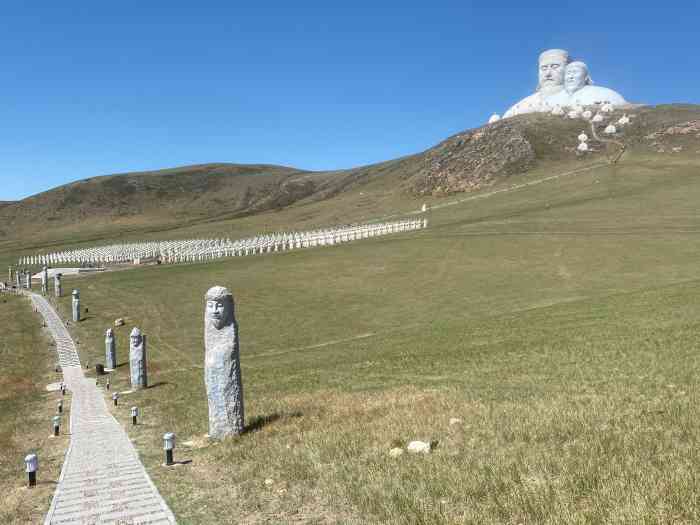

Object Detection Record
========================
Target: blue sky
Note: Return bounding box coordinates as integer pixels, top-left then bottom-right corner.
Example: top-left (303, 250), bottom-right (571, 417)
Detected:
top-left (1, 1), bottom-right (697, 200)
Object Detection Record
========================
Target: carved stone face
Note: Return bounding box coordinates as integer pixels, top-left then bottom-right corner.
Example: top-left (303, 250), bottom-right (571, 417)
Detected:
top-left (538, 57), bottom-right (567, 93)
top-left (105, 328), bottom-right (113, 339)
top-left (130, 330), bottom-right (142, 347)
top-left (206, 299), bottom-right (229, 330)
top-left (565, 63), bottom-right (588, 94)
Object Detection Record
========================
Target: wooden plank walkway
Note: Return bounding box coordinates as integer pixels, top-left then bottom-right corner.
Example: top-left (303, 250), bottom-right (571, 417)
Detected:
top-left (30, 293), bottom-right (177, 525)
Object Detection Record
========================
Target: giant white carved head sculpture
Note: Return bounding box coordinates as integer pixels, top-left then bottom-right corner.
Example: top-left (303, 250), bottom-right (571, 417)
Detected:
top-left (565, 61), bottom-right (592, 94)
top-left (537, 49), bottom-right (569, 93)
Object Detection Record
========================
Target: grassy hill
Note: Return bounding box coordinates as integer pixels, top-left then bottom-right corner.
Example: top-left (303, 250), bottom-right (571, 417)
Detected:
top-left (2, 104), bottom-right (700, 523)
top-left (3, 104), bottom-right (698, 261)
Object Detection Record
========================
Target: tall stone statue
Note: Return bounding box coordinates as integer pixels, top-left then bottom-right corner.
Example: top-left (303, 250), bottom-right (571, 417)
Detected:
top-left (54, 273), bottom-right (62, 297)
top-left (204, 286), bottom-right (244, 438)
top-left (503, 49), bottom-right (628, 118)
top-left (71, 289), bottom-right (80, 322)
top-left (105, 328), bottom-right (117, 370)
top-left (129, 327), bottom-right (148, 390)
top-left (41, 266), bottom-right (48, 295)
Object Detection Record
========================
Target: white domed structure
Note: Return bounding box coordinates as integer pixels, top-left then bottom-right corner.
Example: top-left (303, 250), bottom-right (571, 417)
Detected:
top-left (604, 124), bottom-right (617, 134)
top-left (617, 114), bottom-right (630, 125)
top-left (601, 102), bottom-right (615, 114)
top-left (578, 132), bottom-right (588, 142)
top-left (582, 110), bottom-right (593, 120)
top-left (592, 113), bottom-right (604, 123)
top-left (488, 114), bottom-right (501, 124)
top-left (577, 142), bottom-right (589, 152)
top-left (567, 109), bottom-right (581, 119)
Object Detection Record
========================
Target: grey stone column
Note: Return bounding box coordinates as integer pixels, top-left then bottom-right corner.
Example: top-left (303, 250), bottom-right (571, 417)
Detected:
top-left (71, 289), bottom-right (80, 322)
top-left (105, 328), bottom-right (117, 369)
top-left (129, 328), bottom-right (148, 389)
top-left (54, 274), bottom-right (62, 297)
top-left (204, 286), bottom-right (244, 438)
top-left (41, 266), bottom-right (48, 295)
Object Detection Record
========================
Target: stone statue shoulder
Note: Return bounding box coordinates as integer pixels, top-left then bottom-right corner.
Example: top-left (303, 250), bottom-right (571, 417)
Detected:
top-left (503, 92), bottom-right (550, 118)
top-left (568, 85), bottom-right (627, 107)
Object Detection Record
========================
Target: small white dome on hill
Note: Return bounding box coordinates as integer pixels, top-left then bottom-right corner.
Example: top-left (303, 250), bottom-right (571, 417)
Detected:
top-left (488, 114), bottom-right (501, 124)
top-left (604, 124), bottom-right (617, 134)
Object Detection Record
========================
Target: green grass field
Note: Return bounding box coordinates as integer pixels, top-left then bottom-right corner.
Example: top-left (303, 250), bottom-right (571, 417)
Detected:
top-left (0, 295), bottom-right (70, 524)
top-left (14, 149), bottom-right (695, 523)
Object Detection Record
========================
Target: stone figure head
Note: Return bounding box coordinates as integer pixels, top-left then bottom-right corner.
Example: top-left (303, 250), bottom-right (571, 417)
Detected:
top-left (130, 327), bottom-right (143, 347)
top-left (537, 49), bottom-right (569, 94)
top-left (205, 286), bottom-right (234, 330)
top-left (72, 289), bottom-right (79, 299)
top-left (105, 328), bottom-right (113, 340)
top-left (565, 61), bottom-right (592, 94)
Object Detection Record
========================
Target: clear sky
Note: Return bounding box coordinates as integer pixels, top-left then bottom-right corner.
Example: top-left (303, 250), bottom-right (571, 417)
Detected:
top-left (1, 1), bottom-right (698, 201)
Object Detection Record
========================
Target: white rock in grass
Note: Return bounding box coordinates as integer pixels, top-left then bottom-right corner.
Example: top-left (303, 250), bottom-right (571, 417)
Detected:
top-left (406, 440), bottom-right (432, 454)
top-left (389, 447), bottom-right (404, 458)
top-left (449, 418), bottom-right (462, 426)
top-left (264, 478), bottom-right (274, 486)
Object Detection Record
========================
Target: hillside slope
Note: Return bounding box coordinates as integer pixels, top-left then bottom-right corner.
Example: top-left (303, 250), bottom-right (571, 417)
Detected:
top-left (2, 104), bottom-right (699, 250)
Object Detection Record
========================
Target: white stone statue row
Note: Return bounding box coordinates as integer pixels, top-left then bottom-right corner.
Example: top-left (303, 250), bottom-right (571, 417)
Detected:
top-left (19, 218), bottom-right (428, 267)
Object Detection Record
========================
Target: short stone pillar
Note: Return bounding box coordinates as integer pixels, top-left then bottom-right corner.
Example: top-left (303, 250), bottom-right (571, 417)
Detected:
top-left (105, 328), bottom-right (117, 369)
top-left (41, 266), bottom-right (48, 295)
top-left (71, 289), bottom-right (80, 322)
top-left (204, 286), bottom-right (244, 438)
top-left (129, 327), bottom-right (148, 390)
top-left (54, 273), bottom-right (62, 297)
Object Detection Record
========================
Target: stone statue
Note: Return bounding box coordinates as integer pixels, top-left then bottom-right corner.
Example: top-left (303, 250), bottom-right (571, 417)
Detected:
top-left (71, 289), bottom-right (80, 322)
top-left (204, 286), bottom-right (244, 438)
top-left (54, 273), bottom-right (62, 297)
top-left (41, 266), bottom-right (48, 295)
top-left (26, 273), bottom-right (32, 290)
top-left (503, 50), bottom-right (628, 118)
top-left (547, 61), bottom-right (627, 108)
top-left (129, 327), bottom-right (148, 389)
top-left (504, 49), bottom-right (569, 118)
top-left (105, 328), bottom-right (117, 370)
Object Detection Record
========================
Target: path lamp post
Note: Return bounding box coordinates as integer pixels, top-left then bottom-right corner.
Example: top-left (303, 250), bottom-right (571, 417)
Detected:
top-left (112, 392), bottom-right (119, 407)
top-left (57, 400), bottom-right (63, 414)
top-left (24, 454), bottom-right (38, 488)
top-left (163, 432), bottom-right (175, 466)
top-left (60, 382), bottom-right (65, 396)
top-left (131, 407), bottom-right (139, 426)
top-left (52, 415), bottom-right (61, 437)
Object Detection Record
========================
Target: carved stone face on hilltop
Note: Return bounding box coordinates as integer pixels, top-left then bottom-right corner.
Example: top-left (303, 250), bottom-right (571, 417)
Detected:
top-left (565, 62), bottom-right (591, 94)
top-left (537, 49), bottom-right (569, 94)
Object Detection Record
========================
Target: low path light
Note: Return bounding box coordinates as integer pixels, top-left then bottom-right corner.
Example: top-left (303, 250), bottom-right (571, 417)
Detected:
top-left (52, 416), bottom-right (60, 437)
top-left (24, 454), bottom-right (38, 488)
top-left (163, 432), bottom-right (175, 466)
top-left (112, 392), bottom-right (119, 407)
top-left (131, 407), bottom-right (139, 426)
